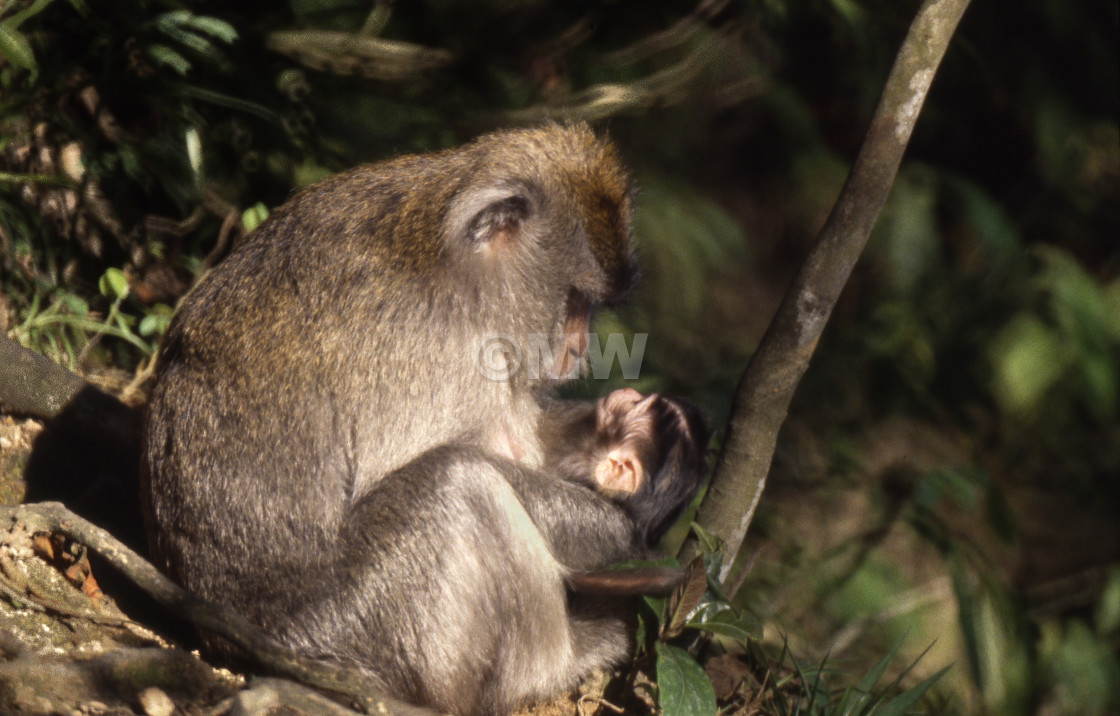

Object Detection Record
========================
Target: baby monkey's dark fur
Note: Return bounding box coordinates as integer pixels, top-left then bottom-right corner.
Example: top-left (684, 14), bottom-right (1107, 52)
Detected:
top-left (141, 124), bottom-right (707, 716)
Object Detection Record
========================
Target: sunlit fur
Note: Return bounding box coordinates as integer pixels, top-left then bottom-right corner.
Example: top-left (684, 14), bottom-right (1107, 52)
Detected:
top-left (141, 124), bottom-right (702, 715)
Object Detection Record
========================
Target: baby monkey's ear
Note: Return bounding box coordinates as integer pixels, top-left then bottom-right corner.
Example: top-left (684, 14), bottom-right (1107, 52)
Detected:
top-left (593, 448), bottom-right (646, 497)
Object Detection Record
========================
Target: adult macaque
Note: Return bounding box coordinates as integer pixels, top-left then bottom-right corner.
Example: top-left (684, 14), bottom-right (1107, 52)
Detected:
top-left (141, 124), bottom-right (707, 715)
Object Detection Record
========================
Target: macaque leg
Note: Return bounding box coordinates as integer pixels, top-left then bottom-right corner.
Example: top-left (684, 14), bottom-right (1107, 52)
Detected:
top-left (329, 445), bottom-right (635, 715)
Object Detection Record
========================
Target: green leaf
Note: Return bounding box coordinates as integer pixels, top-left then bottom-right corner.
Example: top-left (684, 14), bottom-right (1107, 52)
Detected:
top-left (156, 15), bottom-right (218, 56)
top-left (98, 268), bottom-right (129, 299)
top-left (634, 608), bottom-right (649, 652)
top-left (690, 522), bottom-right (724, 556)
top-left (873, 666), bottom-right (950, 716)
top-left (1081, 350), bottom-right (1118, 419)
top-left (112, 310), bottom-right (137, 329)
top-left (3, 0), bottom-right (57, 28)
top-left (157, 9), bottom-right (237, 44)
top-left (0, 24), bottom-right (36, 71)
top-left (685, 600), bottom-right (761, 645)
top-left (181, 15), bottom-right (238, 44)
top-left (1095, 567), bottom-right (1120, 634)
top-left (139, 304), bottom-right (175, 338)
top-left (242, 202), bottom-right (270, 232)
top-left (58, 293), bottom-right (89, 317)
top-left (836, 636), bottom-right (903, 715)
top-left (655, 642), bottom-right (717, 716)
top-left (991, 314), bottom-right (1067, 414)
top-left (147, 44), bottom-right (192, 75)
top-left (138, 315), bottom-right (160, 337)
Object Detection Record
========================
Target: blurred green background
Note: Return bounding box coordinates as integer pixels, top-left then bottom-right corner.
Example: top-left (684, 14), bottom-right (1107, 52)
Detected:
top-left (1, 0), bottom-right (1117, 713)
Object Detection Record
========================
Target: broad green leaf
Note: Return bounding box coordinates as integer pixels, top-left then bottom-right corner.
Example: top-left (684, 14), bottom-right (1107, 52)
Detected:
top-left (991, 314), bottom-right (1067, 414)
top-left (643, 594), bottom-right (667, 620)
top-left (1043, 620), bottom-right (1120, 713)
top-left (1104, 278), bottom-right (1120, 338)
top-left (138, 303), bottom-right (175, 338)
top-left (98, 268), bottom-right (129, 299)
top-left (139, 313), bottom-right (172, 337)
top-left (634, 608), bottom-right (650, 652)
top-left (1081, 350), bottom-right (1118, 419)
top-left (1035, 246), bottom-right (1111, 343)
top-left (685, 600), bottom-right (761, 645)
top-left (655, 642), bottom-right (717, 716)
top-left (242, 202), bottom-right (270, 232)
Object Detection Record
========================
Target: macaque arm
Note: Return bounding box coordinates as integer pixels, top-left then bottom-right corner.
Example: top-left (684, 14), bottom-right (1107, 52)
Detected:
top-left (536, 399), bottom-right (600, 482)
top-left (495, 456), bottom-right (648, 571)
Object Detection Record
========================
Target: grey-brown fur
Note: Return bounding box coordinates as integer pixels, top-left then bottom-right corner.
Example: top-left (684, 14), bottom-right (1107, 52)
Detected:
top-left (140, 124), bottom-right (705, 715)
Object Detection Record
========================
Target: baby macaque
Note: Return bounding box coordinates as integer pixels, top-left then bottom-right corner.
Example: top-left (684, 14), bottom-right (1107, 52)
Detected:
top-left (547, 388), bottom-right (707, 545)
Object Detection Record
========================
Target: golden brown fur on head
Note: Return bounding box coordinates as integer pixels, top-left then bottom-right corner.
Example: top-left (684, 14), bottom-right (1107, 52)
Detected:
top-left (463, 123), bottom-right (635, 298)
top-left (242, 123), bottom-right (635, 314)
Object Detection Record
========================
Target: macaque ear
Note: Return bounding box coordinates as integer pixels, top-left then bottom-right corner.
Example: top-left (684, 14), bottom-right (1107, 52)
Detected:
top-left (465, 195), bottom-right (530, 244)
top-left (594, 447), bottom-right (645, 496)
top-left (444, 185), bottom-right (536, 251)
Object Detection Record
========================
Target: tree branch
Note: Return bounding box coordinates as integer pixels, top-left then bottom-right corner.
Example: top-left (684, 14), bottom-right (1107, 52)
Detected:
top-left (688, 0), bottom-right (973, 581)
top-left (0, 334), bottom-right (89, 418)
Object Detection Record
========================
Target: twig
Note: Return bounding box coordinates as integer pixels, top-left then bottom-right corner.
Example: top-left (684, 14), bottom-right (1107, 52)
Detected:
top-left (577, 694), bottom-right (625, 715)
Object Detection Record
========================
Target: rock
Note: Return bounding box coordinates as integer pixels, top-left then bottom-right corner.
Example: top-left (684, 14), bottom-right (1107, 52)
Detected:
top-left (137, 687), bottom-right (175, 716)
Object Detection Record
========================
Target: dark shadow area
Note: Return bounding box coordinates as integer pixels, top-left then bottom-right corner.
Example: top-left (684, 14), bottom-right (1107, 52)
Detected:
top-left (22, 385), bottom-right (144, 548)
top-left (19, 387), bottom-right (199, 649)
